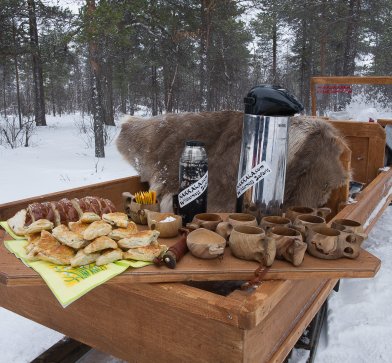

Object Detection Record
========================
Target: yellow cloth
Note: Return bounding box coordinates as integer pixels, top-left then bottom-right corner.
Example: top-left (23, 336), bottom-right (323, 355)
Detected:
top-left (1, 222), bottom-right (152, 308)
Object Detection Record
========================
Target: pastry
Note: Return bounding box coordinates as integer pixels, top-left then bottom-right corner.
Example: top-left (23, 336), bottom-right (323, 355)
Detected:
top-left (24, 219), bottom-right (54, 235)
top-left (7, 209), bottom-right (27, 235)
top-left (117, 230), bottom-right (160, 249)
top-left (52, 224), bottom-right (87, 249)
top-left (84, 236), bottom-right (118, 254)
top-left (96, 248), bottom-right (123, 266)
top-left (108, 222), bottom-right (138, 240)
top-left (37, 244), bottom-right (75, 265)
top-left (68, 220), bottom-right (90, 236)
top-left (82, 220), bottom-right (112, 240)
top-left (123, 244), bottom-right (167, 262)
top-left (70, 250), bottom-right (100, 267)
top-left (102, 212), bottom-right (129, 228)
top-left (79, 212), bottom-right (101, 223)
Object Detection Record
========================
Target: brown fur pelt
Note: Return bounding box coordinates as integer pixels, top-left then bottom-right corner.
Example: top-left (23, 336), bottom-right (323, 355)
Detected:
top-left (116, 111), bottom-right (349, 213)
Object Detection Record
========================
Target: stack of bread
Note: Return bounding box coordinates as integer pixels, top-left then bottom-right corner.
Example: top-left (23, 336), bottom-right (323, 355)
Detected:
top-left (7, 198), bottom-right (167, 267)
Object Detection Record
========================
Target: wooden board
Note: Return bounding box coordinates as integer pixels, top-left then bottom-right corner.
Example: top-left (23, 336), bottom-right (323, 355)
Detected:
top-left (0, 169), bottom-right (391, 362)
top-left (327, 120), bottom-right (385, 184)
top-left (0, 220), bottom-right (381, 286)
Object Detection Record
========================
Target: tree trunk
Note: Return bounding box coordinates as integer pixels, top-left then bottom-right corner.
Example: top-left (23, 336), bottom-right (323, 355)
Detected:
top-left (2, 61), bottom-right (6, 118)
top-left (271, 12), bottom-right (277, 83)
top-left (102, 61), bottom-right (115, 125)
top-left (343, 0), bottom-right (360, 75)
top-left (27, 0), bottom-right (46, 126)
top-left (151, 65), bottom-right (158, 116)
top-left (12, 18), bottom-right (22, 128)
top-left (87, 0), bottom-right (105, 158)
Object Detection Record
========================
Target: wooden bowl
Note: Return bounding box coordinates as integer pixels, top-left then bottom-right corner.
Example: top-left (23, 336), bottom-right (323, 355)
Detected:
top-left (186, 228), bottom-right (226, 259)
top-left (147, 211), bottom-right (182, 238)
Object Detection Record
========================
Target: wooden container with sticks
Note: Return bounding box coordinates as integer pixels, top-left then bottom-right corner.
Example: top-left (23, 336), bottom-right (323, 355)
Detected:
top-left (122, 190), bottom-right (160, 225)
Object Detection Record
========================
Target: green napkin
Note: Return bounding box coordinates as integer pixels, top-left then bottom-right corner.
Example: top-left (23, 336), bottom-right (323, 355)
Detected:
top-left (0, 221), bottom-right (26, 240)
top-left (2, 222), bottom-right (153, 308)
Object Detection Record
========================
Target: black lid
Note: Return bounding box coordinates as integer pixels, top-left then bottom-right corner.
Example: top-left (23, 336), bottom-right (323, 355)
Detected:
top-left (244, 84), bottom-right (304, 116)
top-left (185, 140), bottom-right (205, 147)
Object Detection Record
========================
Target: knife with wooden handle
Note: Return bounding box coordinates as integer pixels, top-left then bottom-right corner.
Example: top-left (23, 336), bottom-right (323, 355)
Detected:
top-left (154, 228), bottom-right (189, 269)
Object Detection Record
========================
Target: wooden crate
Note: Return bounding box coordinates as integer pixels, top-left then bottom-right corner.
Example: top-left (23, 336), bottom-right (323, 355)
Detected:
top-left (328, 120), bottom-right (386, 185)
top-left (1, 169), bottom-right (391, 362)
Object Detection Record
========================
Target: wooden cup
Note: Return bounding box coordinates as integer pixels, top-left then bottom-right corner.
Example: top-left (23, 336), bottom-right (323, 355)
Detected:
top-left (331, 218), bottom-right (367, 245)
top-left (186, 213), bottom-right (223, 231)
top-left (122, 192), bottom-right (160, 225)
top-left (186, 228), bottom-right (226, 259)
top-left (306, 225), bottom-right (362, 259)
top-left (292, 214), bottom-right (326, 239)
top-left (285, 206), bottom-right (331, 222)
top-left (146, 211), bottom-right (182, 238)
top-left (229, 225), bottom-right (275, 266)
top-left (268, 226), bottom-right (307, 266)
top-left (216, 213), bottom-right (258, 240)
top-left (260, 216), bottom-right (291, 233)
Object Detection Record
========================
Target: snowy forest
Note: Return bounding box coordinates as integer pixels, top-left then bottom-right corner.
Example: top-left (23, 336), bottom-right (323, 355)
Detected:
top-left (1, 0), bottom-right (392, 156)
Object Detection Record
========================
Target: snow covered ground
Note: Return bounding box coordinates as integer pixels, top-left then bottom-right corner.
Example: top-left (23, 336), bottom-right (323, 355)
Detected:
top-left (0, 113), bottom-right (391, 362)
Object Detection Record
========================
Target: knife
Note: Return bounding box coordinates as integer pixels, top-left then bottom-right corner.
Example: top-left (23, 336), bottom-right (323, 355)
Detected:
top-left (154, 228), bottom-right (189, 269)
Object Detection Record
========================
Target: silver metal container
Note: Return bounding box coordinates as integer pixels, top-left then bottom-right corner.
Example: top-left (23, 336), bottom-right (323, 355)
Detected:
top-left (236, 114), bottom-right (290, 221)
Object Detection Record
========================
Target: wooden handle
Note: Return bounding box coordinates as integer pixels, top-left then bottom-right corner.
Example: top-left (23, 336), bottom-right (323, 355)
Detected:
top-left (163, 230), bottom-right (189, 269)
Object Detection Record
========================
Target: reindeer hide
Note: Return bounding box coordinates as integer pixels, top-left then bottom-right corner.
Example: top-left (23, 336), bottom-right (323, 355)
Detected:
top-left (116, 111), bottom-right (349, 212)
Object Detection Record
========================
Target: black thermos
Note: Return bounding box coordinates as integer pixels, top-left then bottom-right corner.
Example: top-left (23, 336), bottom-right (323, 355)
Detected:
top-left (178, 141), bottom-right (208, 225)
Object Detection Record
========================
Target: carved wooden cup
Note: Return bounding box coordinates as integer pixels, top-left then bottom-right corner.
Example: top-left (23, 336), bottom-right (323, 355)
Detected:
top-left (122, 192), bottom-right (160, 225)
top-left (292, 214), bottom-right (327, 239)
top-left (216, 213), bottom-right (257, 240)
top-left (260, 216), bottom-right (291, 233)
top-left (285, 206), bottom-right (331, 222)
top-left (306, 225), bottom-right (362, 259)
top-left (229, 226), bottom-right (276, 266)
top-left (268, 226), bottom-right (307, 266)
top-left (186, 213), bottom-right (223, 231)
top-left (331, 219), bottom-right (367, 246)
top-left (146, 211), bottom-right (182, 238)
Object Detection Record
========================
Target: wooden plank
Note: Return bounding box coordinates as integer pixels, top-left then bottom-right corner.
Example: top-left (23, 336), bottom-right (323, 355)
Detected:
top-left (0, 282), bottom-right (246, 363)
top-left (377, 119), bottom-right (392, 127)
top-left (265, 279), bottom-right (338, 363)
top-left (330, 168), bottom-right (392, 233)
top-left (0, 223), bottom-right (380, 286)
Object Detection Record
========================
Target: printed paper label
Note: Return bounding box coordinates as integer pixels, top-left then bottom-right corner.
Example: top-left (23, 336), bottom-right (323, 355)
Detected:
top-left (237, 161), bottom-right (272, 197)
top-left (178, 171), bottom-right (208, 208)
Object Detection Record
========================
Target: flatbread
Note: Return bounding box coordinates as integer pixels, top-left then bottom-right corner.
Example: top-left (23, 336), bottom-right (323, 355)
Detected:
top-left (25, 219), bottom-right (54, 235)
top-left (102, 212), bottom-right (129, 228)
top-left (52, 224), bottom-right (87, 249)
top-left (37, 244), bottom-right (75, 265)
top-left (68, 221), bottom-right (90, 237)
top-left (123, 244), bottom-right (167, 262)
top-left (79, 212), bottom-right (101, 224)
top-left (70, 250), bottom-right (100, 267)
top-left (82, 220), bottom-right (112, 240)
top-left (7, 209), bottom-right (27, 235)
top-left (84, 236), bottom-right (118, 254)
top-left (117, 230), bottom-right (160, 249)
top-left (96, 248), bottom-right (123, 266)
top-left (108, 222), bottom-right (138, 240)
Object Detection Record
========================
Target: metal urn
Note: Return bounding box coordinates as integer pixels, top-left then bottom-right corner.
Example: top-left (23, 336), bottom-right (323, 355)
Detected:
top-left (236, 85), bottom-right (304, 221)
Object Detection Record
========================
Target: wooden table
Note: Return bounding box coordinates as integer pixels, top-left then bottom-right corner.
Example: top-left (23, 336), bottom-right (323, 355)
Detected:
top-left (1, 170), bottom-right (391, 363)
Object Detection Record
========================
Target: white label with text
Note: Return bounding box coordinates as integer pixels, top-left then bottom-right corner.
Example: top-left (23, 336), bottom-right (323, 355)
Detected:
top-left (179, 171), bottom-right (208, 208)
top-left (236, 162), bottom-right (272, 197)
